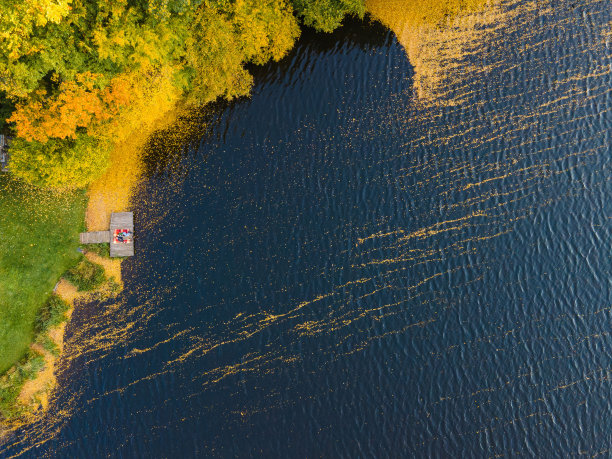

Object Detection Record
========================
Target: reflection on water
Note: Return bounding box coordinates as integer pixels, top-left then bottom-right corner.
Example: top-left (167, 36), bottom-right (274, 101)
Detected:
top-left (2, 0), bottom-right (611, 456)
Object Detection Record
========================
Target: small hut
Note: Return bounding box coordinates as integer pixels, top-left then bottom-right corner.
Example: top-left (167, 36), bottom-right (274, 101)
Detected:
top-left (0, 135), bottom-right (9, 172)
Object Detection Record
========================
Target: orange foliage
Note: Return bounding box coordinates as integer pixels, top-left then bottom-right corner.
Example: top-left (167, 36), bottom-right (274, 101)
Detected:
top-left (8, 73), bottom-right (132, 142)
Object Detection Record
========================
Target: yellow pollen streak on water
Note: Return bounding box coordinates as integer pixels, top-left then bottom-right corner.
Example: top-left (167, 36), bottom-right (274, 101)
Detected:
top-left (357, 229), bottom-right (405, 245)
top-left (125, 329), bottom-right (192, 358)
top-left (358, 211), bottom-right (488, 249)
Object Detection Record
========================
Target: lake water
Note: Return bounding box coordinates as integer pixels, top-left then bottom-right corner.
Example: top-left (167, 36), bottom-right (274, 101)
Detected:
top-left (2, 0), bottom-right (611, 456)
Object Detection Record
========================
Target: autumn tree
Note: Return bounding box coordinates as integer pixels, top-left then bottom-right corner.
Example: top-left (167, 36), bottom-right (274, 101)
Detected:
top-left (185, 0), bottom-right (301, 103)
top-left (0, 0), bottom-right (366, 189)
top-left (8, 73), bottom-right (133, 142)
top-left (8, 136), bottom-right (111, 189)
top-left (291, 0), bottom-right (366, 32)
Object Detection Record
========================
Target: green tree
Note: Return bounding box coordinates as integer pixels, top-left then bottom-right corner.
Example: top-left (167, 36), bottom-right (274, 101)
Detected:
top-left (291, 0), bottom-right (365, 32)
top-left (8, 136), bottom-right (110, 189)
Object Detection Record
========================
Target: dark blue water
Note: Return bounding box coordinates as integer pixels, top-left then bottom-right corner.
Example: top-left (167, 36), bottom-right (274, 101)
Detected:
top-left (3, 0), bottom-right (611, 457)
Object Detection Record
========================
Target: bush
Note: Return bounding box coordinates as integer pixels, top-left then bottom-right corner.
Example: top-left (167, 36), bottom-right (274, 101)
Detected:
top-left (36, 335), bottom-right (60, 357)
top-left (0, 293), bottom-right (69, 421)
top-left (64, 259), bottom-right (106, 291)
top-left (291, 0), bottom-right (366, 32)
top-left (0, 351), bottom-right (45, 421)
top-left (14, 352), bottom-right (44, 382)
top-left (81, 243), bottom-right (110, 258)
top-left (35, 295), bottom-right (69, 334)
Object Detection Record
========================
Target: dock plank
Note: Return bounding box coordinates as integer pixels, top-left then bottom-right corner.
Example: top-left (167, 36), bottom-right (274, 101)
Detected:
top-left (79, 231), bottom-right (110, 244)
top-left (109, 212), bottom-right (134, 257)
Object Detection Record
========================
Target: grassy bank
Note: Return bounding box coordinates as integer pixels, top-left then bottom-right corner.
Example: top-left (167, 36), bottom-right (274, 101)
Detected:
top-left (0, 175), bottom-right (86, 374)
top-left (0, 293), bottom-right (70, 421)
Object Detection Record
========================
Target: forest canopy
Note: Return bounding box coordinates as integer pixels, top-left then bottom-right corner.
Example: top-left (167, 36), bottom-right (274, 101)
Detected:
top-left (0, 0), bottom-right (366, 188)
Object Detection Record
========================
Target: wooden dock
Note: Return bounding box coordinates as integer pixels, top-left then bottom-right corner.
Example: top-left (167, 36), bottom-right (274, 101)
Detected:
top-left (79, 212), bottom-right (135, 257)
top-left (110, 212), bottom-right (134, 257)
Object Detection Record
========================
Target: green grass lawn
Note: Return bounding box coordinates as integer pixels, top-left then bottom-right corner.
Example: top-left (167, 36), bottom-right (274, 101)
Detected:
top-left (0, 175), bottom-right (86, 374)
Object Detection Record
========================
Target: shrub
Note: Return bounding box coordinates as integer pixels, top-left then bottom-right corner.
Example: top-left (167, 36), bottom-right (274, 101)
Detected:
top-left (64, 259), bottom-right (106, 291)
top-left (81, 243), bottom-right (110, 258)
top-left (291, 0), bottom-right (366, 32)
top-left (36, 335), bottom-right (60, 357)
top-left (35, 295), bottom-right (69, 334)
top-left (0, 351), bottom-right (45, 421)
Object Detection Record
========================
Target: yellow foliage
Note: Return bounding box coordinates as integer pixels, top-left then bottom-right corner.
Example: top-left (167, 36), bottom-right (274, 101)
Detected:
top-left (0, 0), bottom-right (72, 60)
top-left (186, 0), bottom-right (300, 103)
top-left (86, 65), bottom-right (182, 230)
top-left (94, 65), bottom-right (181, 143)
top-left (9, 135), bottom-right (110, 190)
top-left (42, 0), bottom-right (72, 24)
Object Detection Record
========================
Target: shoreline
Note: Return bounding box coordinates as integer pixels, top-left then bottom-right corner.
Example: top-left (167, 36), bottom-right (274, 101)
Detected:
top-left (0, 99), bottom-right (187, 429)
top-left (0, 0), bottom-right (501, 429)
top-left (0, 257), bottom-right (121, 429)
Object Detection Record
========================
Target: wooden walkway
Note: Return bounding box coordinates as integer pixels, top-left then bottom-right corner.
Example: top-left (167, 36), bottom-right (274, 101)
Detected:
top-left (79, 231), bottom-right (110, 244)
top-left (79, 212), bottom-right (135, 257)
